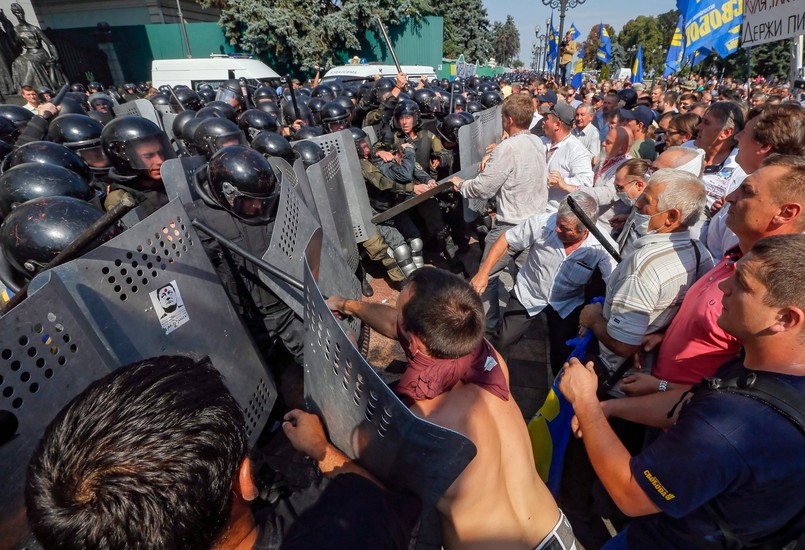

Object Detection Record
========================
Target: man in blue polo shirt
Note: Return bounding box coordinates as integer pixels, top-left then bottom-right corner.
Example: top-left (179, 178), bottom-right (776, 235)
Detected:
top-left (559, 233), bottom-right (805, 549)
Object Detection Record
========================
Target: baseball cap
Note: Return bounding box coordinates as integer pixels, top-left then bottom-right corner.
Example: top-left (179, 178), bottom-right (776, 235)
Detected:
top-left (619, 105), bottom-right (654, 128)
top-left (542, 102), bottom-right (576, 126)
top-left (536, 90), bottom-right (558, 104)
top-left (617, 88), bottom-right (638, 109)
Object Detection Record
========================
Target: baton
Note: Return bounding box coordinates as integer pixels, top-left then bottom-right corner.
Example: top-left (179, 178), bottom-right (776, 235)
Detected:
top-left (165, 84), bottom-right (185, 112)
top-left (375, 16), bottom-right (402, 74)
top-left (238, 77), bottom-right (254, 109)
top-left (448, 91), bottom-right (455, 114)
top-left (2, 194), bottom-right (137, 314)
top-left (42, 83), bottom-right (69, 121)
top-left (285, 74), bottom-right (300, 123)
top-left (192, 219), bottom-right (304, 292)
top-left (566, 195), bottom-right (622, 263)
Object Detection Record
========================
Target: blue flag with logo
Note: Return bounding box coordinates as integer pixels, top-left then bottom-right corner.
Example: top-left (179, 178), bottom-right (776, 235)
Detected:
top-left (596, 23), bottom-right (612, 63)
top-left (631, 45), bottom-right (644, 84)
top-left (568, 22), bottom-right (581, 41)
top-left (571, 45), bottom-right (584, 89)
top-left (546, 13), bottom-right (558, 73)
top-left (663, 15), bottom-right (686, 78)
top-left (677, 0), bottom-right (742, 59)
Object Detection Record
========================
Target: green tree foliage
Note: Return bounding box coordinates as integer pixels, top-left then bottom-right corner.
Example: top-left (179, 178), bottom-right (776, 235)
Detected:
top-left (432, 0), bottom-right (493, 61)
top-left (695, 38), bottom-right (792, 81)
top-left (582, 24), bottom-right (616, 68)
top-left (618, 15), bottom-right (672, 77)
top-left (197, 0), bottom-right (433, 72)
top-left (492, 15), bottom-right (520, 66)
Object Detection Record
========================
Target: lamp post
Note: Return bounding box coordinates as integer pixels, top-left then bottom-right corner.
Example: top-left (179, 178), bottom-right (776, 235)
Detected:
top-left (536, 22), bottom-right (549, 76)
top-left (541, 0), bottom-right (586, 79)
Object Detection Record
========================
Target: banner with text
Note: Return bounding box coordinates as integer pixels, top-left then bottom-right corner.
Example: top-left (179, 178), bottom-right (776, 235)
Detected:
top-left (678, 0), bottom-right (743, 58)
top-left (742, 0), bottom-right (805, 47)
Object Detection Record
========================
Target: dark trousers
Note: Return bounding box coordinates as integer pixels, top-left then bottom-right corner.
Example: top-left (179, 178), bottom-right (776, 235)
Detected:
top-left (495, 292), bottom-right (582, 376)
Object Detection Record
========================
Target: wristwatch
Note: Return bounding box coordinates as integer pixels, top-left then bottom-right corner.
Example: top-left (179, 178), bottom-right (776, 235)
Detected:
top-left (658, 380), bottom-right (669, 392)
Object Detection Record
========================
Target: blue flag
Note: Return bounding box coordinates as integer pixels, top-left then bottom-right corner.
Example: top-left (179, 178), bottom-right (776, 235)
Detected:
top-left (546, 13), bottom-right (558, 73)
top-left (663, 15), bottom-right (686, 78)
top-left (631, 45), bottom-right (644, 84)
top-left (677, 0), bottom-right (742, 59)
top-left (571, 45), bottom-right (584, 89)
top-left (596, 23), bottom-right (612, 63)
top-left (529, 296), bottom-right (605, 496)
top-left (568, 22), bottom-right (581, 41)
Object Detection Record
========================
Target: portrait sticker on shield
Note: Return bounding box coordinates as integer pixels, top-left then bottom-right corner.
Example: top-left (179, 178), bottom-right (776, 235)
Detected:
top-left (148, 280), bottom-right (189, 334)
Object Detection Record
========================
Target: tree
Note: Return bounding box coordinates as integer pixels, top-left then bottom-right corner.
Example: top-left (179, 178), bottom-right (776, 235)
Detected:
top-left (196, 0), bottom-right (433, 73)
top-left (582, 23), bottom-right (616, 68)
top-left (492, 15), bottom-right (520, 67)
top-left (432, 0), bottom-right (493, 62)
top-left (618, 15), bottom-right (667, 78)
top-left (695, 38), bottom-right (792, 81)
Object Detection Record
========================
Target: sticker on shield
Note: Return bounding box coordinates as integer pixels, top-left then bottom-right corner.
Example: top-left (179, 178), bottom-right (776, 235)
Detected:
top-left (149, 280), bottom-right (189, 335)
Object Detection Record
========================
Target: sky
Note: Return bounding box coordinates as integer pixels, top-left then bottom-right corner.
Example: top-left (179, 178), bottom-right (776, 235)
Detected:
top-left (483, 0), bottom-right (678, 63)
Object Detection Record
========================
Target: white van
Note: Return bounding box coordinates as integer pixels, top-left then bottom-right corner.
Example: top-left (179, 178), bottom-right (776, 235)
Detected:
top-left (321, 64), bottom-right (437, 86)
top-left (151, 55), bottom-right (283, 91)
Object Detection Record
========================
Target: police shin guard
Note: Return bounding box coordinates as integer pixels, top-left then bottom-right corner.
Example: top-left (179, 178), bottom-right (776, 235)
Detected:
top-left (409, 238), bottom-right (424, 270)
top-left (389, 243), bottom-right (417, 278)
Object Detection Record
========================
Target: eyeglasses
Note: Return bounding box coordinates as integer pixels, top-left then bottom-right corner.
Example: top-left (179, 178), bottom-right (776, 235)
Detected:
top-left (614, 179), bottom-right (641, 192)
top-left (666, 129), bottom-right (685, 136)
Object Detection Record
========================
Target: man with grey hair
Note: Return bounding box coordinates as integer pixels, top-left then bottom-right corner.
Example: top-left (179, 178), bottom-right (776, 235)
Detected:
top-left (470, 192), bottom-right (618, 375)
top-left (565, 170), bottom-right (713, 547)
top-left (572, 103), bottom-right (601, 163)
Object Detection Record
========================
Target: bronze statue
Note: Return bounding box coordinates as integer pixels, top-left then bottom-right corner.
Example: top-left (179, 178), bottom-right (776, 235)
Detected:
top-left (9, 3), bottom-right (65, 91)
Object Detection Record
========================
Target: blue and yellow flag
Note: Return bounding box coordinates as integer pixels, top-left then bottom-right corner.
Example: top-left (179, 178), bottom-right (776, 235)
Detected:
top-left (546, 12), bottom-right (559, 73)
top-left (568, 22), bottom-right (581, 41)
top-left (631, 45), bottom-right (644, 84)
top-left (663, 15), bottom-right (686, 78)
top-left (677, 0), bottom-right (742, 59)
top-left (571, 45), bottom-right (585, 89)
top-left (596, 23), bottom-right (612, 63)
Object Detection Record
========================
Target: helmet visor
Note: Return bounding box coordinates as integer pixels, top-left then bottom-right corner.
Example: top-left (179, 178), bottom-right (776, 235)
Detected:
top-left (124, 133), bottom-right (176, 171)
top-left (215, 87), bottom-right (244, 107)
top-left (220, 181), bottom-right (278, 224)
top-left (77, 145), bottom-right (112, 169)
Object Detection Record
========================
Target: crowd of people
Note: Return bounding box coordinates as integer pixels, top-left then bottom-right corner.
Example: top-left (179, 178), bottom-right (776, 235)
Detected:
top-left (2, 65), bottom-right (804, 550)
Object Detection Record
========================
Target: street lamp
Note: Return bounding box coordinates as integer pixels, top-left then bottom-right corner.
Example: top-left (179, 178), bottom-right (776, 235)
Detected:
top-left (536, 22), bottom-right (549, 75)
top-left (541, 0), bottom-right (587, 79)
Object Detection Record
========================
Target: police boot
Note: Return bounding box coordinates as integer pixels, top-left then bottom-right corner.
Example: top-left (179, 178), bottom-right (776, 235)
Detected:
top-left (357, 263), bottom-right (374, 297)
top-left (409, 238), bottom-right (425, 270)
top-left (436, 229), bottom-right (463, 274)
top-left (363, 231), bottom-right (405, 283)
top-left (388, 243), bottom-right (417, 279)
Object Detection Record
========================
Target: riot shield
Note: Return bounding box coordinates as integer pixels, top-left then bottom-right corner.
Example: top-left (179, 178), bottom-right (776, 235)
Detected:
top-left (28, 199), bottom-right (277, 445)
top-left (112, 99), bottom-right (164, 129)
top-left (266, 156), bottom-right (317, 216)
top-left (457, 116), bottom-right (483, 169)
top-left (0, 277), bottom-right (118, 550)
top-left (302, 232), bottom-right (476, 510)
top-left (305, 150), bottom-right (361, 272)
top-left (307, 129), bottom-right (377, 243)
top-left (162, 112), bottom-right (178, 141)
top-left (160, 155), bottom-right (207, 206)
top-left (478, 104), bottom-right (503, 151)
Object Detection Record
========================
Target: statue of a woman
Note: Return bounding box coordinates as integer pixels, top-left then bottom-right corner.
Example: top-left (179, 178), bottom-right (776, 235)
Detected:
top-left (9, 3), bottom-right (65, 90)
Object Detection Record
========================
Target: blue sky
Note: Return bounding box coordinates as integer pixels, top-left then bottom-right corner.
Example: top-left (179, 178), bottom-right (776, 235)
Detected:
top-left (483, 0), bottom-right (678, 62)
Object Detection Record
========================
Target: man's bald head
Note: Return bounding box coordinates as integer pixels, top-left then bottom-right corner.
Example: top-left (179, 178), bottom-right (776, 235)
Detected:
top-left (604, 126), bottom-right (632, 158)
top-left (653, 146), bottom-right (705, 177)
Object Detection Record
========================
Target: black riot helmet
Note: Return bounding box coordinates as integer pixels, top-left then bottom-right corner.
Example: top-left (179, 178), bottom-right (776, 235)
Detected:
top-left (0, 163), bottom-right (95, 219)
top-left (437, 113), bottom-right (471, 147)
top-left (88, 81), bottom-right (103, 93)
top-left (290, 126), bottom-right (322, 141)
top-left (333, 95), bottom-right (355, 115)
top-left (253, 86), bottom-right (278, 104)
top-left (307, 96), bottom-right (327, 125)
top-left (215, 79), bottom-right (247, 112)
top-left (311, 84), bottom-right (335, 102)
top-left (36, 86), bottom-right (54, 102)
top-left (0, 196), bottom-right (114, 279)
top-left (202, 100), bottom-right (238, 122)
top-left (466, 100), bottom-right (484, 114)
top-left (70, 83), bottom-right (87, 94)
top-left (170, 88), bottom-right (204, 112)
top-left (192, 117), bottom-right (248, 158)
top-left (3, 141), bottom-right (92, 184)
top-left (281, 101), bottom-right (314, 127)
top-left (100, 116), bottom-right (176, 178)
top-left (292, 140), bottom-right (325, 167)
top-left (458, 111), bottom-right (475, 124)
top-left (412, 88), bottom-right (439, 118)
top-left (320, 101), bottom-right (350, 134)
top-left (197, 87), bottom-right (216, 104)
top-left (251, 131), bottom-right (295, 163)
top-left (256, 101), bottom-right (281, 118)
top-left (207, 145), bottom-right (279, 225)
top-left (327, 80), bottom-right (343, 96)
top-left (171, 110), bottom-right (198, 142)
top-left (349, 127), bottom-right (370, 159)
top-left (479, 90), bottom-right (503, 108)
top-left (449, 80), bottom-right (464, 94)
top-left (371, 78), bottom-right (395, 106)
top-left (0, 104), bottom-right (34, 132)
top-left (0, 116), bottom-right (19, 145)
top-left (59, 97), bottom-right (87, 115)
top-left (393, 99), bottom-right (421, 131)
top-left (87, 92), bottom-right (114, 113)
top-left (341, 86), bottom-right (359, 102)
top-left (238, 109), bottom-right (279, 143)
top-left (150, 93), bottom-right (171, 107)
top-left (449, 93), bottom-right (468, 112)
top-left (47, 114), bottom-right (110, 175)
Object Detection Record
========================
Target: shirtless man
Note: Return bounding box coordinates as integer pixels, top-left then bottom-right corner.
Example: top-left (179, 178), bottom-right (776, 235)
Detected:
top-left (326, 268), bottom-right (571, 549)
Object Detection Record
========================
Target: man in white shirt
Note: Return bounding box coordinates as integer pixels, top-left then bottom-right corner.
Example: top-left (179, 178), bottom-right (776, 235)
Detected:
top-left (471, 192), bottom-right (617, 374)
top-left (21, 85), bottom-right (39, 113)
top-left (572, 104), bottom-right (601, 164)
top-left (543, 102), bottom-right (594, 212)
